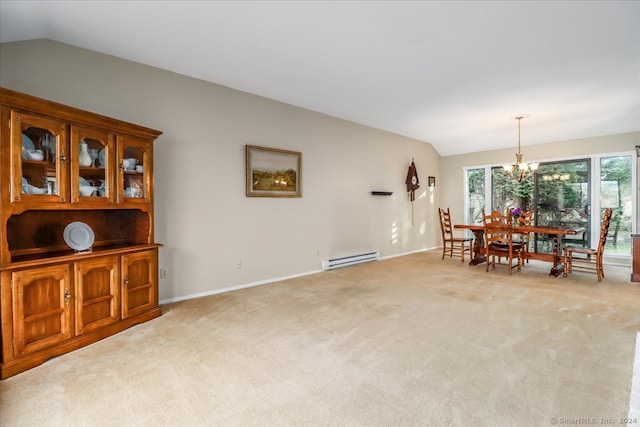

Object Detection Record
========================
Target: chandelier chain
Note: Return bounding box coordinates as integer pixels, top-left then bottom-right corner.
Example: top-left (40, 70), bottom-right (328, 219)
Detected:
top-left (503, 115), bottom-right (538, 182)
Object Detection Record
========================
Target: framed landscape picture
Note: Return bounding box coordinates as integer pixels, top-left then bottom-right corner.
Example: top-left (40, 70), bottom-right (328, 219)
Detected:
top-left (246, 145), bottom-right (302, 197)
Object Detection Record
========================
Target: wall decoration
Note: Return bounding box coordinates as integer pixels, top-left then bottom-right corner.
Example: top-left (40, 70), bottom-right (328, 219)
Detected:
top-left (405, 160), bottom-right (420, 201)
top-left (428, 176), bottom-right (436, 187)
top-left (246, 145), bottom-right (302, 197)
top-left (405, 159), bottom-right (420, 225)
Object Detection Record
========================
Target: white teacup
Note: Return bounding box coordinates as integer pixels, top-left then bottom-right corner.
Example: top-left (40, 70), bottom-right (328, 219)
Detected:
top-left (135, 165), bottom-right (143, 173)
top-left (79, 186), bottom-right (96, 197)
top-left (123, 158), bottom-right (138, 170)
top-left (124, 187), bottom-right (139, 198)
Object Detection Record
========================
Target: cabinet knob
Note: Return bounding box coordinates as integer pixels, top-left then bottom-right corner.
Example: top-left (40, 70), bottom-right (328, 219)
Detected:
top-left (64, 289), bottom-right (71, 305)
top-left (123, 277), bottom-right (129, 288)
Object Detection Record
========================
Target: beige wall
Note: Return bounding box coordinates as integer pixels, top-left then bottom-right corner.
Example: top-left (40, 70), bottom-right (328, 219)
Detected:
top-left (441, 133), bottom-right (640, 227)
top-left (0, 40), bottom-right (441, 302)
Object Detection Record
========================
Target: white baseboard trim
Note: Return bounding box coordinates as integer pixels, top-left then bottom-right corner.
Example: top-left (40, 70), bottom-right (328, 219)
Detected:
top-left (159, 248), bottom-right (435, 305)
top-left (159, 269), bottom-right (323, 305)
top-left (630, 332), bottom-right (640, 420)
top-left (382, 247), bottom-right (438, 260)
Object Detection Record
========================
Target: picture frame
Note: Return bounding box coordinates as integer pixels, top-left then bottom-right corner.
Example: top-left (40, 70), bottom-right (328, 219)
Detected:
top-left (246, 145), bottom-right (302, 197)
top-left (428, 176), bottom-right (436, 187)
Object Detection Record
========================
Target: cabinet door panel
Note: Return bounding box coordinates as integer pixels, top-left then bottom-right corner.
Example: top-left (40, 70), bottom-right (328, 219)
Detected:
top-left (117, 135), bottom-right (152, 204)
top-left (75, 257), bottom-right (120, 335)
top-left (70, 125), bottom-right (115, 204)
top-left (12, 264), bottom-right (72, 356)
top-left (10, 111), bottom-right (69, 205)
top-left (121, 250), bottom-right (157, 319)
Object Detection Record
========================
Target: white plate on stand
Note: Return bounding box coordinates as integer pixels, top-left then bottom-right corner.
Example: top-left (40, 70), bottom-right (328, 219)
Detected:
top-left (63, 221), bottom-right (95, 251)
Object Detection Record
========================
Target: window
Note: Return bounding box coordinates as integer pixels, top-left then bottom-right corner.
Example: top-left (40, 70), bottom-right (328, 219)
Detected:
top-left (466, 168), bottom-right (485, 225)
top-left (535, 160), bottom-right (590, 253)
top-left (464, 153), bottom-right (634, 258)
top-left (600, 155), bottom-right (633, 255)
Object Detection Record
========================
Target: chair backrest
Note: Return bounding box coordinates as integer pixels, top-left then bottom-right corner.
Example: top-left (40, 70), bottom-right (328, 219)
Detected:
top-left (483, 210), bottom-right (512, 247)
top-left (483, 210), bottom-right (508, 225)
top-left (596, 208), bottom-right (614, 254)
top-left (439, 207), bottom-right (453, 239)
top-left (507, 207), bottom-right (532, 226)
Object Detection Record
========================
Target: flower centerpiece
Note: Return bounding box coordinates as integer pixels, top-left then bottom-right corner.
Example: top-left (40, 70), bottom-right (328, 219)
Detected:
top-left (511, 207), bottom-right (523, 225)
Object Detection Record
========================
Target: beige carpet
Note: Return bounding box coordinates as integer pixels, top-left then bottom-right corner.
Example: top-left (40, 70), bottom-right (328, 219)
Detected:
top-left (1, 250), bottom-right (639, 426)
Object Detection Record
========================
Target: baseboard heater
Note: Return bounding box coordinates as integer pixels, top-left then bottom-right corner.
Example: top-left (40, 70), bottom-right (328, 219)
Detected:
top-left (322, 251), bottom-right (380, 271)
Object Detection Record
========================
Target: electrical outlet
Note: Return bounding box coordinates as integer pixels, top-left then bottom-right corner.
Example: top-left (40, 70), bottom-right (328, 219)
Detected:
top-left (160, 268), bottom-right (167, 279)
top-left (235, 259), bottom-right (242, 269)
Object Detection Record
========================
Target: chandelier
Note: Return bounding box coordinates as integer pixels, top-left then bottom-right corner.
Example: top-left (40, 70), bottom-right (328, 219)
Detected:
top-left (503, 115), bottom-right (539, 182)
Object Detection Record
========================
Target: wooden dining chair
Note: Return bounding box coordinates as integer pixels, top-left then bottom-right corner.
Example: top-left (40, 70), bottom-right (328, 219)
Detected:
top-left (483, 210), bottom-right (525, 275)
top-left (438, 207), bottom-right (473, 262)
top-left (563, 208), bottom-right (613, 281)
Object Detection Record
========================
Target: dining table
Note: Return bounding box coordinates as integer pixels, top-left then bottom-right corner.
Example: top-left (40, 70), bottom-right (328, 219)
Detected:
top-left (454, 223), bottom-right (585, 277)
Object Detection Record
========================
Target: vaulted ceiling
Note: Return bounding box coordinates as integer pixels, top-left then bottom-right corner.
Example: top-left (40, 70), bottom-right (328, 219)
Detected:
top-left (1, 1), bottom-right (638, 156)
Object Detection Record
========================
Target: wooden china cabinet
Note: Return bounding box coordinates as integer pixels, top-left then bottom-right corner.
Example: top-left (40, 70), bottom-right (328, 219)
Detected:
top-left (0, 88), bottom-right (163, 379)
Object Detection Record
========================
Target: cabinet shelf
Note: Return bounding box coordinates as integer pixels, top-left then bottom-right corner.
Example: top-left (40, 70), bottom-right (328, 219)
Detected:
top-left (3, 243), bottom-right (162, 270)
top-left (22, 159), bottom-right (52, 166)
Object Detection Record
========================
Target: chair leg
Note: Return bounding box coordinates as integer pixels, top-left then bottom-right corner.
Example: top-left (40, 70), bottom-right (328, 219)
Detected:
top-left (597, 255), bottom-right (604, 281)
top-left (600, 257), bottom-right (604, 279)
top-left (517, 254), bottom-right (521, 272)
top-left (441, 244), bottom-right (446, 260)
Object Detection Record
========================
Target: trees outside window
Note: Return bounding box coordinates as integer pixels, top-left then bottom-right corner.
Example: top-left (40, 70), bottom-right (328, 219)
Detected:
top-left (466, 168), bottom-right (485, 225)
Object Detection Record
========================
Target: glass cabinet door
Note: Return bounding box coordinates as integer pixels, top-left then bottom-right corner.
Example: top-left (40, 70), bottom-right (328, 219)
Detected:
top-left (117, 135), bottom-right (152, 204)
top-left (11, 111), bottom-right (68, 203)
top-left (70, 125), bottom-right (115, 204)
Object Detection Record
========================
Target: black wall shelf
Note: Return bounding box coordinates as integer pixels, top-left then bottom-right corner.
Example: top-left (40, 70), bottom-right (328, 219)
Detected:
top-left (371, 191), bottom-right (393, 196)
